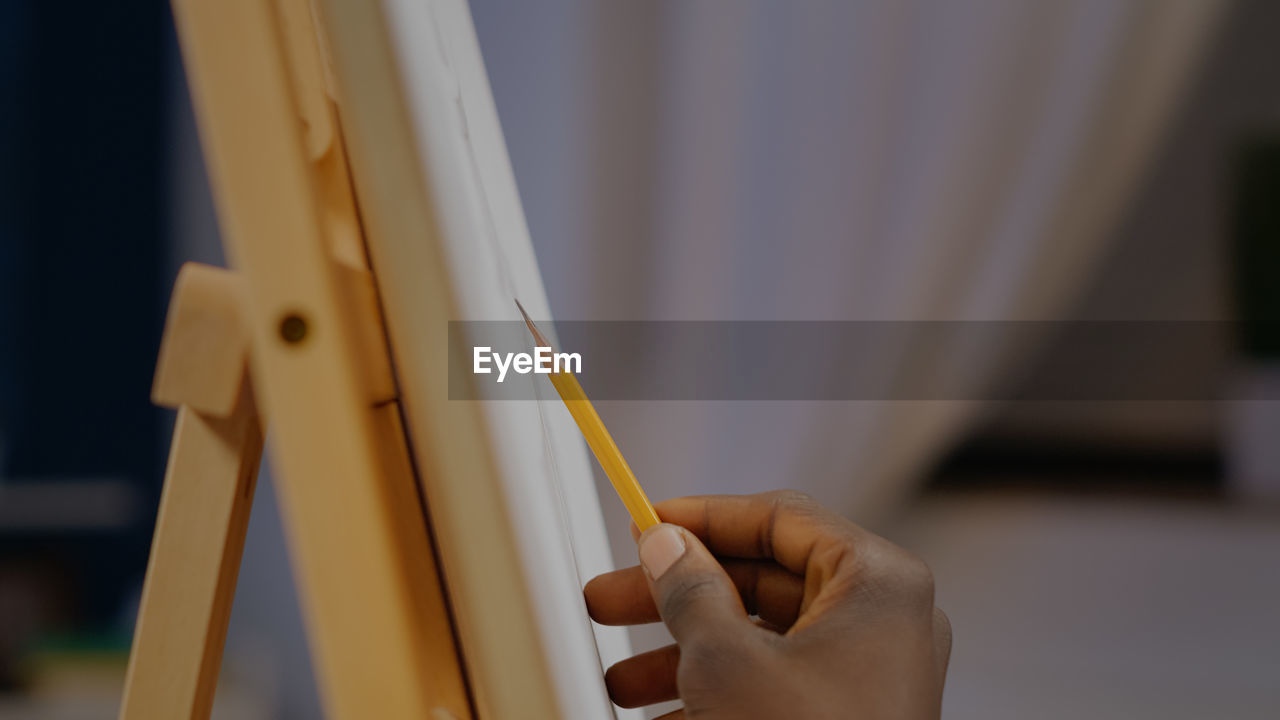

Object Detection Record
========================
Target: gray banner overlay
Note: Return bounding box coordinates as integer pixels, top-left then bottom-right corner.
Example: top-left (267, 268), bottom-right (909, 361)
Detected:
top-left (447, 321), bottom-right (1273, 401)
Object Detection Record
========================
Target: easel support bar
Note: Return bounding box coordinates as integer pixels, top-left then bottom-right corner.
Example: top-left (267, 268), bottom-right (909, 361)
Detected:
top-left (121, 263), bottom-right (263, 720)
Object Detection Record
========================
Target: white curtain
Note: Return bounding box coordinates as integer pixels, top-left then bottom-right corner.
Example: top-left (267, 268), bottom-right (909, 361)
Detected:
top-left (174, 3), bottom-right (1230, 717)
top-left (473, 0), bottom-right (1226, 535)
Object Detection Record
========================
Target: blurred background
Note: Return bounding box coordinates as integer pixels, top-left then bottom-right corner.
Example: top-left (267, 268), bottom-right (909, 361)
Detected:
top-left (2, 0), bottom-right (1278, 718)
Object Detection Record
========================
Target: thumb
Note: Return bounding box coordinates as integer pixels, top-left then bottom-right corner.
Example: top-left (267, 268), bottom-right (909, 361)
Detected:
top-left (638, 523), bottom-right (751, 647)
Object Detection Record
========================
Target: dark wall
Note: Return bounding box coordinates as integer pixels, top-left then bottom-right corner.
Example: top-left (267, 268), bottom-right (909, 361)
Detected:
top-left (0, 0), bottom-right (169, 647)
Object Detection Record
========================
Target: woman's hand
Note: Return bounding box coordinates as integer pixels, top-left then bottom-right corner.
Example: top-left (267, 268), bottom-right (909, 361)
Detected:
top-left (584, 491), bottom-right (951, 719)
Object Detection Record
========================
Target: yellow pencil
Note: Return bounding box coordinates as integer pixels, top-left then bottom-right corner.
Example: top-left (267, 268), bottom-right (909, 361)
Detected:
top-left (515, 300), bottom-right (661, 531)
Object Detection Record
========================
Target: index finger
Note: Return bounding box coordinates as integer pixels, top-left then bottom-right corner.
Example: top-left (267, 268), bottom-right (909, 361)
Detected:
top-left (652, 491), bottom-right (863, 578)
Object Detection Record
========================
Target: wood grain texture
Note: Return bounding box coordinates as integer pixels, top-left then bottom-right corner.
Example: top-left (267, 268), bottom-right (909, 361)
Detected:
top-left (166, 0), bottom-right (471, 716)
top-left (122, 268), bottom-right (261, 720)
top-left (311, 0), bottom-right (566, 717)
top-left (151, 263), bottom-right (249, 417)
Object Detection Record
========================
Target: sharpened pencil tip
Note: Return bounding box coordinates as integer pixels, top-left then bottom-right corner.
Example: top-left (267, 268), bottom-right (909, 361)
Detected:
top-left (514, 298), bottom-right (551, 348)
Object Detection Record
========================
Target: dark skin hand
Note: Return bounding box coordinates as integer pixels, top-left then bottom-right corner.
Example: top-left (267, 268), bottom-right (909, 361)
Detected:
top-left (584, 491), bottom-right (951, 719)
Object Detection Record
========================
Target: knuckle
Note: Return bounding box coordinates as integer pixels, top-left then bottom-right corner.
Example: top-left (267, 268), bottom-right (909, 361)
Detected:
top-left (766, 490), bottom-right (857, 538)
top-left (755, 491), bottom-right (863, 562)
top-left (933, 606), bottom-right (953, 652)
top-left (860, 544), bottom-right (936, 610)
top-left (764, 489), bottom-right (818, 510)
top-left (901, 554), bottom-right (935, 598)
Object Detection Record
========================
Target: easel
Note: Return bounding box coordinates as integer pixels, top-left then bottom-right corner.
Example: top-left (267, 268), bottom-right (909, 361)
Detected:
top-left (119, 0), bottom-right (474, 717)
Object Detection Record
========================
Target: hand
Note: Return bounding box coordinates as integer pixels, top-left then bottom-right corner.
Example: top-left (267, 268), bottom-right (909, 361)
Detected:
top-left (584, 491), bottom-right (951, 719)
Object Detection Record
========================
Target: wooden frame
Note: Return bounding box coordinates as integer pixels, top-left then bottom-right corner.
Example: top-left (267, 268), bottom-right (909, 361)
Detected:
top-left (120, 264), bottom-right (263, 719)
top-left (124, 0), bottom-right (626, 718)
top-left (124, 0), bottom-right (473, 717)
top-left (313, 0), bottom-right (568, 716)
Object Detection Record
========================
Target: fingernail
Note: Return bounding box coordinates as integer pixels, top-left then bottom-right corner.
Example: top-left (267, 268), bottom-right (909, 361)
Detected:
top-left (640, 525), bottom-right (686, 580)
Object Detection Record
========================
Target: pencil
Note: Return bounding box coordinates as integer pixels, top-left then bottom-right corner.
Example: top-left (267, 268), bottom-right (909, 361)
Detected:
top-left (515, 300), bottom-right (661, 532)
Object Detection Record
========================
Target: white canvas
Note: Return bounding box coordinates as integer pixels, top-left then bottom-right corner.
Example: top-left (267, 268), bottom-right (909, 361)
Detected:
top-left (377, 1), bottom-right (638, 717)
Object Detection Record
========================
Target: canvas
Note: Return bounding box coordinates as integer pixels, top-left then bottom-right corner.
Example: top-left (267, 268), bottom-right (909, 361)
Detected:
top-left (318, 0), bottom-right (640, 717)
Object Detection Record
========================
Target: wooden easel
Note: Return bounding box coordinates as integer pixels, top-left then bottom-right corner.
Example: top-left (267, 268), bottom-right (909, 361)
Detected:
top-left (119, 0), bottom-right (473, 717)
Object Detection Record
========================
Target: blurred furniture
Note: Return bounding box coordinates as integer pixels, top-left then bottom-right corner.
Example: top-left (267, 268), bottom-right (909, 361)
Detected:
top-left (1226, 137), bottom-right (1280, 501)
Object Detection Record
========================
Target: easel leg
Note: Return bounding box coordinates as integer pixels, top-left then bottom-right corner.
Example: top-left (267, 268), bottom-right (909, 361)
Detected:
top-left (120, 263), bottom-right (261, 720)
